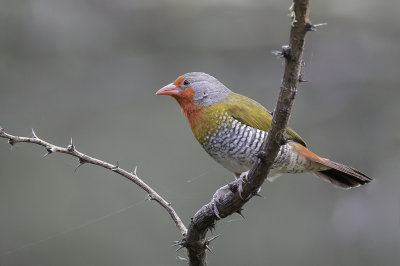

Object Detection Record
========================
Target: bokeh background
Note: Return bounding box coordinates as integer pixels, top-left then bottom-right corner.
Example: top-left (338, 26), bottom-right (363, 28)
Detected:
top-left (1, 0), bottom-right (399, 265)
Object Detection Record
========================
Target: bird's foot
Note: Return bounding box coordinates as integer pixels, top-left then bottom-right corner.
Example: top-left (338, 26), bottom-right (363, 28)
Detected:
top-left (236, 171), bottom-right (249, 200)
top-left (233, 171), bottom-right (264, 200)
top-left (211, 184), bottom-right (232, 219)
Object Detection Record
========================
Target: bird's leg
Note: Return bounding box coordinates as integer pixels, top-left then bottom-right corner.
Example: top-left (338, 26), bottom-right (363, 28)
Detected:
top-left (234, 171), bottom-right (264, 200)
top-left (235, 171), bottom-right (249, 200)
top-left (211, 184), bottom-right (231, 219)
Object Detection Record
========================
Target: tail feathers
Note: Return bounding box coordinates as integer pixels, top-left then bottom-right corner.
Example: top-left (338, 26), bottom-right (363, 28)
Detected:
top-left (315, 160), bottom-right (372, 189)
top-left (290, 142), bottom-right (372, 189)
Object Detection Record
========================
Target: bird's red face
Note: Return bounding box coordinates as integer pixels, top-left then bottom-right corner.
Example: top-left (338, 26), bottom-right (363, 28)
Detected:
top-left (157, 75), bottom-right (200, 120)
top-left (157, 71), bottom-right (232, 116)
top-left (157, 72), bottom-right (231, 109)
top-left (156, 75), bottom-right (193, 99)
top-left (156, 75), bottom-right (198, 112)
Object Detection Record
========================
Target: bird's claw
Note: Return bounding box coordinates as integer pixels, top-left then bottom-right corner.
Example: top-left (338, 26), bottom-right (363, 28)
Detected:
top-left (211, 185), bottom-right (231, 219)
top-left (237, 171), bottom-right (249, 200)
top-left (234, 171), bottom-right (264, 201)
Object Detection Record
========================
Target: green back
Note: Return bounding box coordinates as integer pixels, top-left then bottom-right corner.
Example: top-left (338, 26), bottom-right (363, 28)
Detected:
top-left (224, 93), bottom-right (307, 146)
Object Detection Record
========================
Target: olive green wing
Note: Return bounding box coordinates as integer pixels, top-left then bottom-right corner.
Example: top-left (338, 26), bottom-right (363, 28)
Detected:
top-left (225, 93), bottom-right (307, 146)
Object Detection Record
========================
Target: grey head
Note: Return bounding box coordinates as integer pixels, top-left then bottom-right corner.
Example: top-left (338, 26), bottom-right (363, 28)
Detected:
top-left (182, 72), bottom-right (231, 106)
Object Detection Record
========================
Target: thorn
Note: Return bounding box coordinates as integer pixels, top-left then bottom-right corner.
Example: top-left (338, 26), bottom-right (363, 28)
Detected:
top-left (207, 235), bottom-right (220, 243)
top-left (175, 245), bottom-right (185, 252)
top-left (299, 75), bottom-right (308, 83)
top-left (43, 146), bottom-right (55, 158)
top-left (8, 139), bottom-right (15, 146)
top-left (236, 208), bottom-right (245, 219)
top-left (172, 241), bottom-right (182, 247)
top-left (74, 158), bottom-right (86, 172)
top-left (314, 22), bottom-right (328, 28)
top-left (272, 45), bottom-right (291, 59)
top-left (146, 194), bottom-right (155, 201)
top-left (288, 2), bottom-right (294, 11)
top-left (281, 45), bottom-right (290, 58)
top-left (0, 126), bottom-right (4, 134)
top-left (172, 239), bottom-right (187, 252)
top-left (252, 187), bottom-right (264, 198)
top-left (176, 255), bottom-right (188, 262)
top-left (111, 161), bottom-right (119, 171)
top-left (205, 244), bottom-right (213, 253)
top-left (31, 128), bottom-right (38, 138)
top-left (253, 192), bottom-right (264, 198)
top-left (67, 137), bottom-right (75, 152)
top-left (271, 50), bottom-right (282, 57)
top-left (133, 165), bottom-right (138, 176)
top-left (306, 22), bottom-right (328, 32)
top-left (204, 235), bottom-right (220, 254)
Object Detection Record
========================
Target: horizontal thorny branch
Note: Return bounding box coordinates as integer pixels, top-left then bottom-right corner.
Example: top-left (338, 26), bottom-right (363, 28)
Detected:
top-left (0, 126), bottom-right (187, 237)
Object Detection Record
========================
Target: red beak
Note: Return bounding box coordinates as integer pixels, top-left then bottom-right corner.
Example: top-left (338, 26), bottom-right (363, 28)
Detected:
top-left (156, 83), bottom-right (180, 96)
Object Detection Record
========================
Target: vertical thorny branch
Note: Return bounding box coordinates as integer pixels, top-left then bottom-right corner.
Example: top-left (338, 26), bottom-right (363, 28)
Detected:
top-left (183, 0), bottom-right (312, 265)
top-left (0, 0), bottom-right (318, 265)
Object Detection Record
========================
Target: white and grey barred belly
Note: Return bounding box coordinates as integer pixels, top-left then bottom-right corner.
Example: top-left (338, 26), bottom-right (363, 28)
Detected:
top-left (201, 116), bottom-right (319, 175)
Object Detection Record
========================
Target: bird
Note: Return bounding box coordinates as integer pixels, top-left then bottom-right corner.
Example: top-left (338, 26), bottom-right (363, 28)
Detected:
top-left (156, 72), bottom-right (372, 189)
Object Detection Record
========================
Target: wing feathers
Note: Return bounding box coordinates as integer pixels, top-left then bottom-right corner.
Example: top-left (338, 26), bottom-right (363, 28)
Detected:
top-left (226, 93), bottom-right (307, 146)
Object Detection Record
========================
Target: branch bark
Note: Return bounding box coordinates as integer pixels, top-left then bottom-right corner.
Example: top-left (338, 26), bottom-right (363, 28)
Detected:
top-left (184, 1), bottom-right (311, 265)
top-left (0, 128), bottom-right (187, 237)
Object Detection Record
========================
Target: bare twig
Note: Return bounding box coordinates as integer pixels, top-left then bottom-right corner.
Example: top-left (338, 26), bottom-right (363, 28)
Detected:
top-left (0, 127), bottom-right (187, 237)
top-left (184, 1), bottom-right (312, 265)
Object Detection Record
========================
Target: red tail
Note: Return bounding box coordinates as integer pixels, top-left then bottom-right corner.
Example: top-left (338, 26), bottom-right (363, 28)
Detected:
top-left (291, 142), bottom-right (373, 189)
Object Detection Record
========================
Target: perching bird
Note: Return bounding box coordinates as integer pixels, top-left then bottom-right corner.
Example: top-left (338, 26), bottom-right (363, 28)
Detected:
top-left (156, 72), bottom-right (372, 189)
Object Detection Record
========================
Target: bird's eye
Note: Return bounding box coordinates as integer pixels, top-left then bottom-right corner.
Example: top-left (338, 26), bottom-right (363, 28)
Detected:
top-left (183, 80), bottom-right (190, 86)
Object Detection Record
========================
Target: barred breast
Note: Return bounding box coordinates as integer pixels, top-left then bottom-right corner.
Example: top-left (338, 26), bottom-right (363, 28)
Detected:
top-left (201, 112), bottom-right (327, 175)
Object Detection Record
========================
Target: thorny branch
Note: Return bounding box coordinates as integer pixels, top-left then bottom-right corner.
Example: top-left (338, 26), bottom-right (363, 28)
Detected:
top-left (0, 127), bottom-right (187, 237)
top-left (184, 0), bottom-right (314, 265)
top-left (0, 0), bottom-right (320, 265)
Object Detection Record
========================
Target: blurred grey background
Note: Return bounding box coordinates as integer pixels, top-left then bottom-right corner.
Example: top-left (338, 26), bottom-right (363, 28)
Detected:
top-left (0, 0), bottom-right (399, 265)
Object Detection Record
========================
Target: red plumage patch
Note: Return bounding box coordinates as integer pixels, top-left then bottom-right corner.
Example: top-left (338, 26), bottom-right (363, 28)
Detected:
top-left (171, 87), bottom-right (204, 131)
top-left (291, 142), bottom-right (326, 164)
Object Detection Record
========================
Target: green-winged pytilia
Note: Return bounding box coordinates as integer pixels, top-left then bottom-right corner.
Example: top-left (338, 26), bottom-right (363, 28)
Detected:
top-left (157, 72), bottom-right (372, 191)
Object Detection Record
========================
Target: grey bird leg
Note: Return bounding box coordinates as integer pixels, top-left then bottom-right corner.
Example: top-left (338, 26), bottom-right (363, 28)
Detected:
top-left (235, 171), bottom-right (249, 200)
